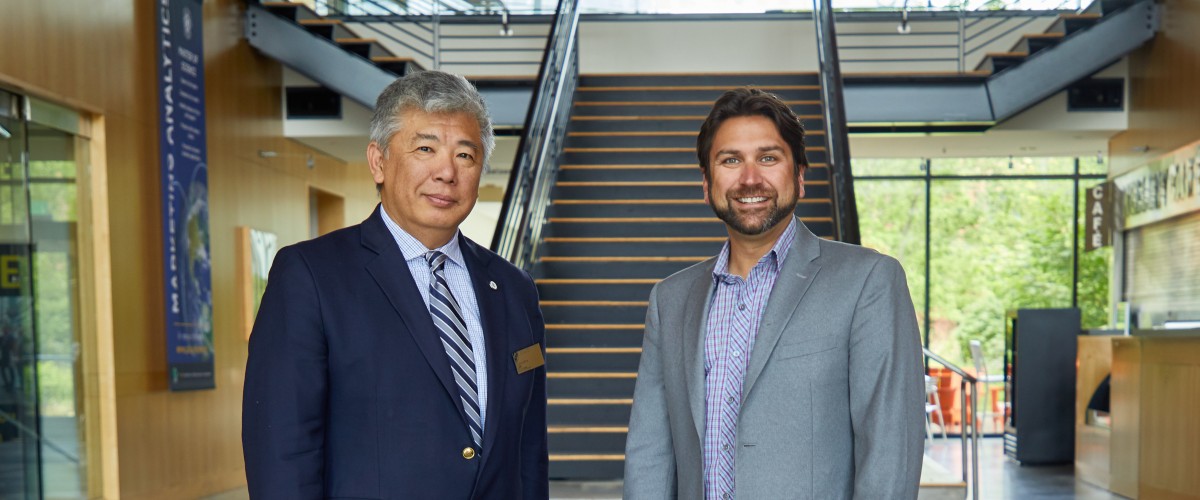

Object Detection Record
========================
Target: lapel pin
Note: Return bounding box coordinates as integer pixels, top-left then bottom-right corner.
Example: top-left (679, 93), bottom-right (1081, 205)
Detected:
top-left (489, 281), bottom-right (498, 290)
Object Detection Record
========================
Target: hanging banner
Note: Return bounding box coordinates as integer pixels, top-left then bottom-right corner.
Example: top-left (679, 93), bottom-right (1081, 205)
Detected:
top-left (1085, 182), bottom-right (1113, 251)
top-left (158, 0), bottom-right (213, 391)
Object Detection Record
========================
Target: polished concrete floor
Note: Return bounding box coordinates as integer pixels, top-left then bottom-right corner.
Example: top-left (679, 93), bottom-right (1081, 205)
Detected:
top-left (4, 433), bottom-right (1126, 499)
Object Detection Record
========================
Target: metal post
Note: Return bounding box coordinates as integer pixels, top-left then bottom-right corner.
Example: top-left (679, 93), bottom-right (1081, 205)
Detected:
top-left (432, 1), bottom-right (441, 70)
top-left (970, 384), bottom-right (980, 499)
top-left (960, 381), bottom-right (969, 487)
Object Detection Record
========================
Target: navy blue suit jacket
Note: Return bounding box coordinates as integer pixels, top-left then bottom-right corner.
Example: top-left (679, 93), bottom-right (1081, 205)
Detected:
top-left (243, 207), bottom-right (548, 499)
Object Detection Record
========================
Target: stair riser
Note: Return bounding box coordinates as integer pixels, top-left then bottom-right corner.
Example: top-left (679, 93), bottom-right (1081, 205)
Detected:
top-left (548, 403), bottom-right (632, 426)
top-left (545, 203), bottom-right (831, 219)
top-left (543, 306), bottom-right (648, 324)
top-left (535, 260), bottom-right (703, 280)
top-left (579, 74), bottom-right (821, 87)
top-left (549, 432), bottom-right (628, 454)
top-left (577, 88), bottom-right (822, 102)
top-left (569, 118), bottom-right (827, 134)
top-left (549, 461), bottom-right (624, 480)
top-left (557, 166), bottom-right (829, 182)
top-left (538, 282), bottom-right (658, 301)
top-left (549, 377), bottom-right (639, 398)
top-left (541, 219), bottom-right (835, 239)
top-left (562, 149), bottom-right (829, 166)
top-left (548, 352), bottom-right (642, 371)
top-left (547, 331), bottom-right (645, 350)
top-left (573, 102), bottom-right (824, 117)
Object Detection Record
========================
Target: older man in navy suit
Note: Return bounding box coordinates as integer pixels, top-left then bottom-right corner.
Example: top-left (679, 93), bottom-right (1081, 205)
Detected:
top-left (243, 71), bottom-right (548, 499)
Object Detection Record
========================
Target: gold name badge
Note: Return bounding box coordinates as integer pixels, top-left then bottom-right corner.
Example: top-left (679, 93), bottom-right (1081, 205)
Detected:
top-left (513, 343), bottom-right (545, 374)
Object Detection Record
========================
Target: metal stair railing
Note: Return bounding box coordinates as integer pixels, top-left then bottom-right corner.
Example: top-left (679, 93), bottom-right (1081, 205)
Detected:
top-left (813, 0), bottom-right (860, 245)
top-left (924, 347), bottom-right (982, 500)
top-left (490, 0), bottom-right (580, 269)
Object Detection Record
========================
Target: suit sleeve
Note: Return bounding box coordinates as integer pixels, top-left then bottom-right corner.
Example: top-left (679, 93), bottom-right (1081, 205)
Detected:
top-left (521, 271), bottom-right (550, 500)
top-left (242, 246), bottom-right (328, 500)
top-left (848, 256), bottom-right (925, 500)
top-left (623, 286), bottom-right (678, 499)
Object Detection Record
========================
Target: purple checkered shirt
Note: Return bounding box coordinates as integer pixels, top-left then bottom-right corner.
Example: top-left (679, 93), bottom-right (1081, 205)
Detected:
top-left (703, 218), bottom-right (797, 500)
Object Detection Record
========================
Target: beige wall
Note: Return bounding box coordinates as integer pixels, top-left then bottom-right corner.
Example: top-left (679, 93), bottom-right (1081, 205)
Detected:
top-left (0, 0), bottom-right (377, 497)
top-left (1108, 0), bottom-right (1200, 176)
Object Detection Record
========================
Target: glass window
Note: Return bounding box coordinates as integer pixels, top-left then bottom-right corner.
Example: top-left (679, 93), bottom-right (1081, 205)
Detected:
top-left (856, 179), bottom-right (927, 334)
top-left (853, 158), bottom-right (927, 177)
top-left (931, 156), bottom-right (1077, 176)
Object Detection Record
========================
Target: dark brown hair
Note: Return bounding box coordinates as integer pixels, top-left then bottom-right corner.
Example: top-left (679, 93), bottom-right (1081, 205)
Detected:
top-left (696, 88), bottom-right (808, 180)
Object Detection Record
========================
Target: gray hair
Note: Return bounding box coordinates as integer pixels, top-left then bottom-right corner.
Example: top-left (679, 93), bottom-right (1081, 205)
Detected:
top-left (370, 70), bottom-right (495, 169)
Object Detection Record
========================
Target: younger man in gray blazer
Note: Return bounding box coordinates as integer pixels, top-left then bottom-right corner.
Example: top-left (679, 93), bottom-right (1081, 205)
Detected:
top-left (624, 88), bottom-right (925, 500)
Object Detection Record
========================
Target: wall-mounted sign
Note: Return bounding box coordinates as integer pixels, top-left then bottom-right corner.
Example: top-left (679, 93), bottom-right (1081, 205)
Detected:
top-left (1113, 140), bottom-right (1200, 230)
top-left (1085, 182), bottom-right (1113, 251)
top-left (159, 0), bottom-right (213, 391)
top-left (237, 227), bottom-right (278, 340)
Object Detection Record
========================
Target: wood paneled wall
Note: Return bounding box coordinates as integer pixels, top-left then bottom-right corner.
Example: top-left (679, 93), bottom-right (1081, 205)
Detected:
top-left (1108, 0), bottom-right (1200, 176)
top-left (1, 0), bottom-right (378, 497)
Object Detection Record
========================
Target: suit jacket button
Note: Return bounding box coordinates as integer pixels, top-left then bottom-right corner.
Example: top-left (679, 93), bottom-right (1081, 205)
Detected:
top-left (462, 447), bottom-right (476, 460)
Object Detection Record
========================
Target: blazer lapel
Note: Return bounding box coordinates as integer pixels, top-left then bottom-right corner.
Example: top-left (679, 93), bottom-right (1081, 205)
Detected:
top-left (742, 219), bottom-right (823, 398)
top-left (360, 207), bottom-right (463, 416)
top-left (459, 236), bottom-right (509, 465)
top-left (682, 259), bottom-right (717, 444)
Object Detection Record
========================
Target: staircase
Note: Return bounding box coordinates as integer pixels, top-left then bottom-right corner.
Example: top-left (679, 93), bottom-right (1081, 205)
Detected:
top-left (537, 73), bottom-right (837, 479)
top-left (976, 13), bottom-right (1102, 74)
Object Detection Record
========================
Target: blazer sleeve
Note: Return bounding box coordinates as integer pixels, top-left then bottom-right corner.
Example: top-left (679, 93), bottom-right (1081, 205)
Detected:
top-left (520, 272), bottom-right (550, 500)
top-left (623, 286), bottom-right (678, 499)
top-left (847, 256), bottom-right (926, 499)
top-left (242, 246), bottom-right (328, 500)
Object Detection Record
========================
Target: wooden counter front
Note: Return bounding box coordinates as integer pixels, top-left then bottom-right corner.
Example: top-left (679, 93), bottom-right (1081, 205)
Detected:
top-left (1078, 335), bottom-right (1200, 500)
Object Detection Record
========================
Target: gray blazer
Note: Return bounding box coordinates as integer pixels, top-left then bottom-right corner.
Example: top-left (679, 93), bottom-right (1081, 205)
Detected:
top-left (624, 219), bottom-right (925, 499)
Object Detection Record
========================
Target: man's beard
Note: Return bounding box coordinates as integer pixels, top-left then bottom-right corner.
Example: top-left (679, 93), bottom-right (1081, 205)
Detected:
top-left (709, 185), bottom-right (799, 236)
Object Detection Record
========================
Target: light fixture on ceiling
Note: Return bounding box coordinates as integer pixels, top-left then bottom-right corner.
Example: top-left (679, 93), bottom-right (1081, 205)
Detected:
top-left (1096, 150), bottom-right (1105, 165)
top-left (897, 3), bottom-right (911, 34)
top-left (1131, 145), bottom-right (1151, 153)
top-left (258, 149), bottom-right (316, 169)
top-left (500, 9), bottom-right (513, 37)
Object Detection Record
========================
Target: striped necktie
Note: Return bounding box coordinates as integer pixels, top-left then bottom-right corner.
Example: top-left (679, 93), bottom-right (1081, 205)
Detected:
top-left (426, 250), bottom-right (483, 448)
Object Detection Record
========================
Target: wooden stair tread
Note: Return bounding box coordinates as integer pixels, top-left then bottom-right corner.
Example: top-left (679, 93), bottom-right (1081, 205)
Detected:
top-left (298, 19), bottom-right (342, 25)
top-left (548, 426), bottom-right (629, 433)
top-left (573, 114), bottom-right (824, 121)
top-left (547, 373), bottom-right (638, 379)
top-left (560, 163), bottom-right (827, 169)
top-left (583, 71), bottom-right (818, 77)
top-left (335, 37), bottom-right (378, 44)
top-left (568, 130), bottom-right (824, 137)
top-left (540, 255), bottom-right (710, 261)
top-left (543, 237), bottom-right (726, 243)
top-left (552, 198), bottom-right (831, 204)
top-left (536, 278), bottom-right (663, 284)
top-left (540, 300), bottom-right (649, 307)
top-left (577, 85), bottom-right (821, 91)
top-left (547, 216), bottom-right (832, 222)
top-left (843, 71), bottom-right (991, 78)
top-left (546, 347), bottom-right (643, 353)
top-left (549, 454), bottom-right (626, 460)
top-left (576, 100), bottom-right (821, 106)
top-left (555, 180), bottom-right (829, 186)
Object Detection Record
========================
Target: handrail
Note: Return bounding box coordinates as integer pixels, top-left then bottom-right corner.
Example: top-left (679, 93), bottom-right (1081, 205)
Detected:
top-left (924, 347), bottom-right (981, 500)
top-left (489, 0), bottom-right (580, 268)
top-left (812, 0), bottom-right (860, 245)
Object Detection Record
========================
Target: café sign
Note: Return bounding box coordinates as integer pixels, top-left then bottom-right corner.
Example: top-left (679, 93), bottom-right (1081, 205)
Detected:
top-left (1113, 140), bottom-right (1200, 230)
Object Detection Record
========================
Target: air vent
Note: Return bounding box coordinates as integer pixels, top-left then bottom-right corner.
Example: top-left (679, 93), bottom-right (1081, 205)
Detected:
top-left (1067, 79), bottom-right (1124, 111)
top-left (286, 87), bottom-right (341, 119)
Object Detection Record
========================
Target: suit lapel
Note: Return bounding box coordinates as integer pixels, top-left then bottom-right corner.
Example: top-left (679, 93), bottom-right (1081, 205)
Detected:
top-left (459, 236), bottom-right (509, 465)
top-left (742, 219), bottom-right (823, 398)
top-left (361, 207), bottom-right (463, 418)
top-left (682, 259), bottom-right (717, 443)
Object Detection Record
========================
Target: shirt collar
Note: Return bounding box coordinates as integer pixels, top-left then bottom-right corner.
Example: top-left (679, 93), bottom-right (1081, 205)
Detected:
top-left (379, 205), bottom-right (466, 269)
top-left (712, 217), bottom-right (798, 282)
